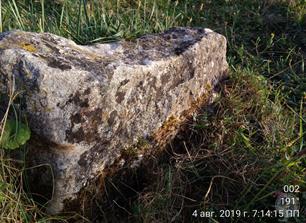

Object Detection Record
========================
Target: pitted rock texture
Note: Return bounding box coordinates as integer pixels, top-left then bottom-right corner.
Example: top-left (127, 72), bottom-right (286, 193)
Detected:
top-left (0, 27), bottom-right (228, 213)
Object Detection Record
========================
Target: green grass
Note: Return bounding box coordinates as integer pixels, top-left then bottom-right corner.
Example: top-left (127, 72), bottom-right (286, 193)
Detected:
top-left (0, 0), bottom-right (305, 222)
top-left (0, 0), bottom-right (189, 44)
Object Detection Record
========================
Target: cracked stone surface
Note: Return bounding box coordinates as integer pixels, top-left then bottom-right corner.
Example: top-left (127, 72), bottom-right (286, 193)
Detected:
top-left (0, 27), bottom-right (228, 213)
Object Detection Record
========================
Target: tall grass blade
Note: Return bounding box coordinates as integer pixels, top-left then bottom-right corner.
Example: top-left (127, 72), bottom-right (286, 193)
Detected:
top-left (40, 0), bottom-right (45, 32)
top-left (9, 0), bottom-right (24, 30)
top-left (0, 0), bottom-right (2, 33)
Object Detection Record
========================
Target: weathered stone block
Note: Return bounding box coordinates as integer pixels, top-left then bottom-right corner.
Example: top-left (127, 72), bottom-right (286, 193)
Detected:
top-left (0, 27), bottom-right (228, 213)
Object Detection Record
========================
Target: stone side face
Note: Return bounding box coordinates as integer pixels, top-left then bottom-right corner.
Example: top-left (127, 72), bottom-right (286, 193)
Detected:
top-left (0, 27), bottom-right (228, 213)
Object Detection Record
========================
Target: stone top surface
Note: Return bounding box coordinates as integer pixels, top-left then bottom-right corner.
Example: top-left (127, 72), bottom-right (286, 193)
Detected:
top-left (0, 27), bottom-right (213, 69)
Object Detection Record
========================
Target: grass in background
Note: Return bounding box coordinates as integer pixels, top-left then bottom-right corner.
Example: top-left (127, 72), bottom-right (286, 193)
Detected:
top-left (0, 0), bottom-right (305, 222)
top-left (0, 0), bottom-right (188, 44)
top-left (196, 0), bottom-right (306, 107)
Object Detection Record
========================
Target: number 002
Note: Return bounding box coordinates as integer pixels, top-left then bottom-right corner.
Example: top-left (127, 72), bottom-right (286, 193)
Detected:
top-left (283, 185), bottom-right (300, 193)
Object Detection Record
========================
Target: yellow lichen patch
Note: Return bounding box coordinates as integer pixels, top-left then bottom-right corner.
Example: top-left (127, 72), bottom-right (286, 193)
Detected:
top-left (204, 82), bottom-right (212, 91)
top-left (160, 116), bottom-right (179, 130)
top-left (20, 42), bottom-right (37, 53)
top-left (153, 91), bottom-right (211, 149)
top-left (153, 115), bottom-right (180, 147)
